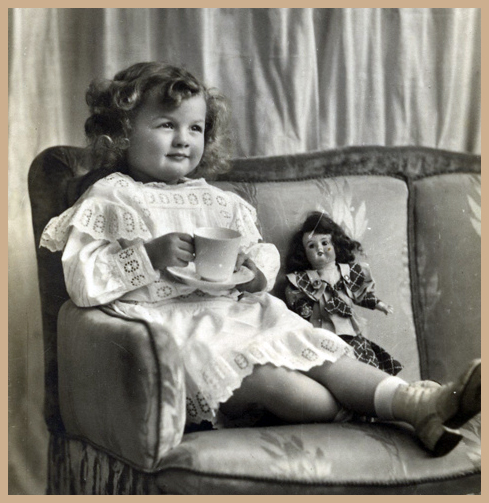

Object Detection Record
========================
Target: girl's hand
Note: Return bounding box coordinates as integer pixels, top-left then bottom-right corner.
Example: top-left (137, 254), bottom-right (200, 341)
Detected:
top-left (234, 251), bottom-right (248, 272)
top-left (236, 255), bottom-right (267, 293)
top-left (144, 232), bottom-right (194, 270)
top-left (376, 301), bottom-right (394, 315)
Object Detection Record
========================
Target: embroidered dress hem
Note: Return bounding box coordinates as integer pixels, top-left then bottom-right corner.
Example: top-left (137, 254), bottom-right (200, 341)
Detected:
top-left (109, 292), bottom-right (355, 427)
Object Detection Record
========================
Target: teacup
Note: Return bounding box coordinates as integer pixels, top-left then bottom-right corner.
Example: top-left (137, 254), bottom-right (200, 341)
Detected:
top-left (194, 227), bottom-right (242, 282)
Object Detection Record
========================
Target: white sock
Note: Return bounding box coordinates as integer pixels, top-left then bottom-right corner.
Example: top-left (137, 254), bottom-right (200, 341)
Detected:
top-left (373, 376), bottom-right (407, 420)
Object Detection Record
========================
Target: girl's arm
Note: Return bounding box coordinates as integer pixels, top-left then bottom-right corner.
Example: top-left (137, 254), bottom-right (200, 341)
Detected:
top-left (62, 228), bottom-right (159, 307)
top-left (235, 243), bottom-right (280, 293)
top-left (235, 255), bottom-right (267, 293)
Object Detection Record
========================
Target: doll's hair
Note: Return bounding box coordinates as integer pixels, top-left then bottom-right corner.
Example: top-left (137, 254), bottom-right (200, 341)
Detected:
top-left (285, 212), bottom-right (364, 272)
top-left (79, 62), bottom-right (233, 194)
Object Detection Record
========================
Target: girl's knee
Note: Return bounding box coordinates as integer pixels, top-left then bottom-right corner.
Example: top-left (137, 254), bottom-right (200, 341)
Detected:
top-left (223, 364), bottom-right (343, 423)
top-left (251, 364), bottom-right (342, 422)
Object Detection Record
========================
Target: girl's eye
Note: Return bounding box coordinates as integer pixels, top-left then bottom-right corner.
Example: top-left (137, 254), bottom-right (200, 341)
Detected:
top-left (191, 125), bottom-right (203, 133)
top-left (322, 240), bottom-right (329, 246)
top-left (158, 122), bottom-right (173, 129)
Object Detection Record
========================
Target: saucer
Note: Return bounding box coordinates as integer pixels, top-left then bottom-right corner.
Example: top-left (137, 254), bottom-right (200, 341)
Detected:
top-left (167, 262), bottom-right (255, 290)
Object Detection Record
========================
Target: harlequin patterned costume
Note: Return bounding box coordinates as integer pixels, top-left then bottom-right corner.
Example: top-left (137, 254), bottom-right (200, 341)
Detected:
top-left (40, 172), bottom-right (357, 432)
top-left (285, 265), bottom-right (403, 376)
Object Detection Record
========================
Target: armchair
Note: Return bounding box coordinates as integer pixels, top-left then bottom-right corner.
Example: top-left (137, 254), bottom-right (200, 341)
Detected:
top-left (29, 145), bottom-right (481, 494)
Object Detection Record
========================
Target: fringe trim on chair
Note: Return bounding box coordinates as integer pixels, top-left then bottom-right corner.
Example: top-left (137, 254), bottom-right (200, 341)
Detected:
top-left (47, 434), bottom-right (160, 495)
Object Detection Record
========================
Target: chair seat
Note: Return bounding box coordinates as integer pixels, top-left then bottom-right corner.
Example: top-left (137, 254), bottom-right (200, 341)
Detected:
top-left (155, 419), bottom-right (481, 494)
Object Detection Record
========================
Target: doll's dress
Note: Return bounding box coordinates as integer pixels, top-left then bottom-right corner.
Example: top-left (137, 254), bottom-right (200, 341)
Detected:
top-left (285, 265), bottom-right (403, 376)
top-left (40, 172), bottom-right (357, 435)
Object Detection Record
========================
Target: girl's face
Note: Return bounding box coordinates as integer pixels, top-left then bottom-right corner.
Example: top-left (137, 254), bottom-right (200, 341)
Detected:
top-left (302, 232), bottom-right (336, 269)
top-left (126, 92), bottom-right (206, 184)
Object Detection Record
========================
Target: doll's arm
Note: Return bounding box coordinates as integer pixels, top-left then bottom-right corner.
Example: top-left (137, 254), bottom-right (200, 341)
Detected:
top-left (285, 283), bottom-right (300, 309)
top-left (349, 262), bottom-right (384, 310)
top-left (350, 263), bottom-right (393, 315)
top-left (375, 301), bottom-right (394, 315)
top-left (285, 281), bottom-right (315, 320)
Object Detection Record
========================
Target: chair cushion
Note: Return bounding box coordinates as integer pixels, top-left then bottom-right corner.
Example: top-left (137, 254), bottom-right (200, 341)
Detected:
top-left (155, 418), bottom-right (481, 494)
top-left (413, 174), bottom-right (481, 382)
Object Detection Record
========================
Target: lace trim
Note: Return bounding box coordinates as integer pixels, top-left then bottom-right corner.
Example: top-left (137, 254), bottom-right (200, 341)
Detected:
top-left (186, 330), bottom-right (355, 425)
top-left (111, 246), bottom-right (153, 290)
top-left (40, 200), bottom-right (152, 251)
top-left (229, 201), bottom-right (261, 250)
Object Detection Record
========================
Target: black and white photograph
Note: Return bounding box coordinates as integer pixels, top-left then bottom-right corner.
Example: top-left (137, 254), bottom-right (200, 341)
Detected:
top-left (8, 7), bottom-right (481, 495)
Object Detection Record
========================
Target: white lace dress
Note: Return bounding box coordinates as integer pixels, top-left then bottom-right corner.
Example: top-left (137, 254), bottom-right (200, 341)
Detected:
top-left (41, 172), bottom-right (354, 427)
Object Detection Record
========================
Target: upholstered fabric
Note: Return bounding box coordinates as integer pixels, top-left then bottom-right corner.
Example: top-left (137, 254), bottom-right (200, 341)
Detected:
top-left (28, 147), bottom-right (90, 432)
top-left (29, 145), bottom-right (481, 494)
top-left (46, 416), bottom-right (481, 495)
top-left (155, 417), bottom-right (481, 495)
top-left (413, 174), bottom-right (481, 382)
top-left (57, 301), bottom-right (186, 472)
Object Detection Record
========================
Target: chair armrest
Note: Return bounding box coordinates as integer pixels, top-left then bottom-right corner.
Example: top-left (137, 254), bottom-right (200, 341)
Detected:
top-left (57, 300), bottom-right (186, 472)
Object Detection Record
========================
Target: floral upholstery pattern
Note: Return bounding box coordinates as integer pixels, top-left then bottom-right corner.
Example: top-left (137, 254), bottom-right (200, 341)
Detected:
top-left (155, 416), bottom-right (481, 494)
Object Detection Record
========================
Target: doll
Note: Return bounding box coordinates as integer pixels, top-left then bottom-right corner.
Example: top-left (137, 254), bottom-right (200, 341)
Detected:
top-left (285, 211), bottom-right (403, 376)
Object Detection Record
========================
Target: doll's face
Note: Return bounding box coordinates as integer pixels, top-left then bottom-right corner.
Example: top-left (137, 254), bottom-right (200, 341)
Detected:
top-left (302, 232), bottom-right (336, 270)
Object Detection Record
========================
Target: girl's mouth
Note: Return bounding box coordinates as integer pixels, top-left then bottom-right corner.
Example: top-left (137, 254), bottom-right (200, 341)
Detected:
top-left (167, 153), bottom-right (189, 160)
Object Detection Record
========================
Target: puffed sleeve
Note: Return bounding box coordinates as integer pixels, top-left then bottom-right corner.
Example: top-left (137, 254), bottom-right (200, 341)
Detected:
top-left (348, 262), bottom-right (380, 310)
top-left (40, 175), bottom-right (153, 252)
top-left (244, 242), bottom-right (280, 292)
top-left (40, 174), bottom-right (160, 306)
top-left (228, 194), bottom-right (280, 291)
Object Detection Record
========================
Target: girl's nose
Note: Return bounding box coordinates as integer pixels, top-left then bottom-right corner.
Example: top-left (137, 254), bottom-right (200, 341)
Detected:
top-left (173, 130), bottom-right (189, 147)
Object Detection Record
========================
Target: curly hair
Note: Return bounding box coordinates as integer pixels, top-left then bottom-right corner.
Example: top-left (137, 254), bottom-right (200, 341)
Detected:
top-left (285, 212), bottom-right (364, 273)
top-left (79, 62), bottom-right (233, 194)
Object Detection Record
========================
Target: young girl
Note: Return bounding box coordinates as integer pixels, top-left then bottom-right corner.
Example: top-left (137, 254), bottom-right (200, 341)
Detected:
top-left (40, 62), bottom-right (480, 457)
top-left (285, 212), bottom-right (403, 376)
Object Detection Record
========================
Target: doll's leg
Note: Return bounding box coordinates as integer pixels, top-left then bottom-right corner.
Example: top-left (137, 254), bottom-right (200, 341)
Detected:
top-left (220, 364), bottom-right (343, 423)
top-left (306, 356), bottom-right (481, 456)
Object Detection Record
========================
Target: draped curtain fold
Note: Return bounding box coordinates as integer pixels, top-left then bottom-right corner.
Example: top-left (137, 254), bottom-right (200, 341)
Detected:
top-left (8, 7), bottom-right (480, 495)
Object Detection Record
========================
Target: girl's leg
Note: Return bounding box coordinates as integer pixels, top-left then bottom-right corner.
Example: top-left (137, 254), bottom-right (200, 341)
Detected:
top-left (306, 356), bottom-right (402, 416)
top-left (306, 356), bottom-right (481, 456)
top-left (220, 364), bottom-right (343, 423)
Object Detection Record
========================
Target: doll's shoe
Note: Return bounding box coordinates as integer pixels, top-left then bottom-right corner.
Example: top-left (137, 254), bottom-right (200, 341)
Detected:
top-left (391, 359), bottom-right (481, 456)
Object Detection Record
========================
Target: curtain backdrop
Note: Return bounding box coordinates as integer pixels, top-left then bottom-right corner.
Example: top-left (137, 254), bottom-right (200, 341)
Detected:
top-left (8, 7), bottom-right (481, 494)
